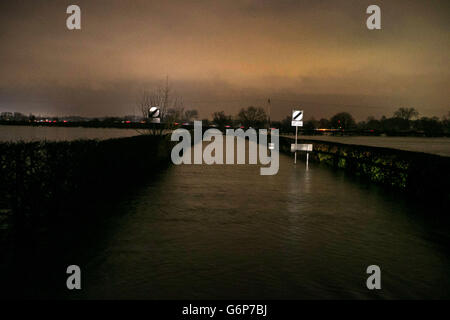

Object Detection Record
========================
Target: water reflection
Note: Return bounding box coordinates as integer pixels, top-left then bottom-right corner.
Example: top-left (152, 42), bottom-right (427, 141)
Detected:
top-left (71, 143), bottom-right (450, 299)
top-left (0, 125), bottom-right (139, 142)
top-left (2, 140), bottom-right (449, 299)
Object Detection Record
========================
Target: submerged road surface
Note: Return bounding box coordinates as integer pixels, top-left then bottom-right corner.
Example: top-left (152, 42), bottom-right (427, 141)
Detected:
top-left (64, 141), bottom-right (450, 300)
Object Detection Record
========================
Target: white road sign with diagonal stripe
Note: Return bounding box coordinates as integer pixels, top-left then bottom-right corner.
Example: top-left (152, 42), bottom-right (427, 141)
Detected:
top-left (292, 110), bottom-right (303, 121)
top-left (291, 110), bottom-right (303, 126)
top-left (149, 107), bottom-right (160, 118)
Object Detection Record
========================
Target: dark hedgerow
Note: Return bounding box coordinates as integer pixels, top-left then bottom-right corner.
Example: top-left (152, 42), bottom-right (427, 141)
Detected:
top-left (0, 135), bottom-right (172, 229)
top-left (279, 136), bottom-right (450, 210)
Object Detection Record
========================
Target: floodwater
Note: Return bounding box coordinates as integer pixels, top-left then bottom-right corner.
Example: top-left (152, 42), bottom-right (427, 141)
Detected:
top-left (2, 132), bottom-right (450, 299)
top-left (293, 135), bottom-right (450, 157)
top-left (0, 125), bottom-right (139, 142)
top-left (2, 125), bottom-right (449, 157)
top-left (60, 141), bottom-right (449, 299)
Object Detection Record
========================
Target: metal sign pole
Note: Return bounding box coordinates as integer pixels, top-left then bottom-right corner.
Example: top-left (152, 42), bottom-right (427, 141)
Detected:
top-left (294, 125), bottom-right (298, 164)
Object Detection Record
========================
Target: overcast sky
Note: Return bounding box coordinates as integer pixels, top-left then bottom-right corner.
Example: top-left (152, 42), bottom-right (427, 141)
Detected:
top-left (0, 0), bottom-right (448, 120)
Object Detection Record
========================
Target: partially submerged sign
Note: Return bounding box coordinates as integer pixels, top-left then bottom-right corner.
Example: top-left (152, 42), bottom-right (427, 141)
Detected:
top-left (291, 144), bottom-right (313, 152)
top-left (291, 108), bottom-right (307, 166)
top-left (291, 110), bottom-right (303, 127)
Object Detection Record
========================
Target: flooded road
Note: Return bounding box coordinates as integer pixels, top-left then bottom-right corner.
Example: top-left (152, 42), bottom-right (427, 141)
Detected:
top-left (67, 143), bottom-right (450, 299)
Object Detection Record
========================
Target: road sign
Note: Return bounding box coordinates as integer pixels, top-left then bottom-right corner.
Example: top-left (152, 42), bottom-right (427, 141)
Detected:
top-left (291, 144), bottom-right (313, 152)
top-left (149, 106), bottom-right (160, 123)
top-left (149, 106), bottom-right (160, 118)
top-left (292, 109), bottom-right (305, 165)
top-left (291, 110), bottom-right (303, 127)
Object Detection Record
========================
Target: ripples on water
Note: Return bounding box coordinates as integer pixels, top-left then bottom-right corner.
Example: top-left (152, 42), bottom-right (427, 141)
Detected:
top-left (0, 125), bottom-right (139, 142)
top-left (2, 129), bottom-right (449, 299)
top-left (71, 140), bottom-right (450, 299)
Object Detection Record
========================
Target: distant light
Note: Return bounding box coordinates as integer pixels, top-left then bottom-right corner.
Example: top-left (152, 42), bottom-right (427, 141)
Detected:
top-left (125, 120), bottom-right (131, 123)
top-left (225, 125), bottom-right (231, 128)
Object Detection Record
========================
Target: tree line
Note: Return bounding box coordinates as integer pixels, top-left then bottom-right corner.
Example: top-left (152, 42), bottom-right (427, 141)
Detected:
top-left (209, 107), bottom-right (450, 137)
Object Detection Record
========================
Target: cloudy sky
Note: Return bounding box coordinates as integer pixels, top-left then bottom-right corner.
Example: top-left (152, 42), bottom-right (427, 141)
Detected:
top-left (0, 0), bottom-right (448, 120)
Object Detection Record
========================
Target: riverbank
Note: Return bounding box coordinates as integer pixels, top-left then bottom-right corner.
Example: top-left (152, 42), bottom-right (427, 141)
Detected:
top-left (280, 136), bottom-right (450, 209)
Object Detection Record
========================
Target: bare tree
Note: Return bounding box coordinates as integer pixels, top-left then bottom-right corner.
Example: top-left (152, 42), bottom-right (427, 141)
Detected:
top-left (136, 77), bottom-right (184, 135)
top-left (393, 107), bottom-right (419, 121)
top-left (212, 111), bottom-right (232, 130)
top-left (330, 112), bottom-right (356, 129)
top-left (237, 106), bottom-right (267, 128)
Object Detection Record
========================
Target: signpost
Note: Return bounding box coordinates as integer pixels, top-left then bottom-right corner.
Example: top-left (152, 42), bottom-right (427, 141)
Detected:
top-left (291, 110), bottom-right (303, 164)
top-left (291, 143), bottom-right (313, 168)
top-left (290, 144), bottom-right (313, 152)
top-left (290, 110), bottom-right (312, 168)
top-left (291, 110), bottom-right (303, 127)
